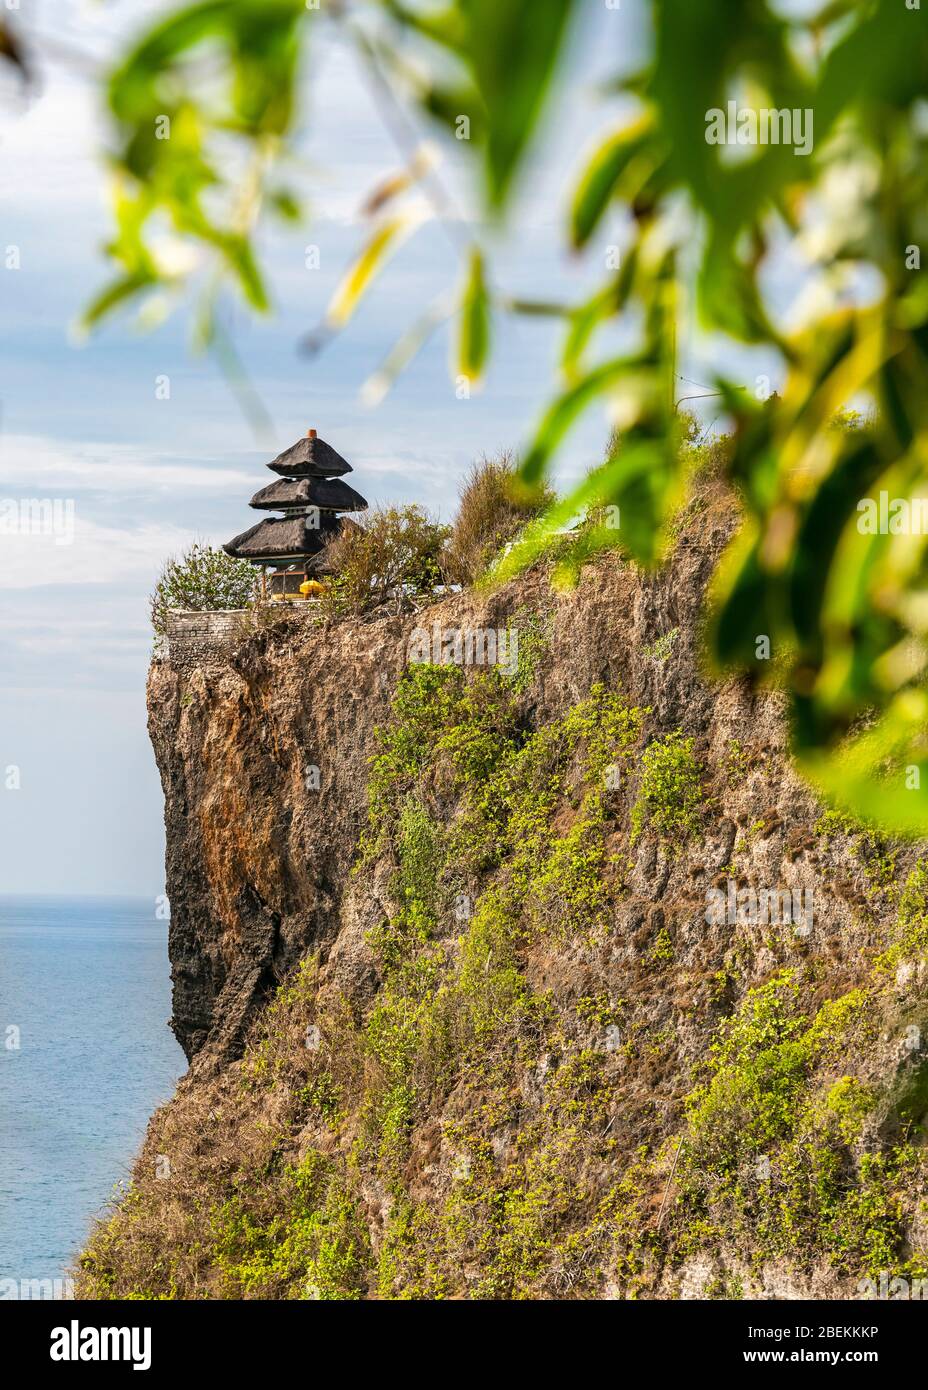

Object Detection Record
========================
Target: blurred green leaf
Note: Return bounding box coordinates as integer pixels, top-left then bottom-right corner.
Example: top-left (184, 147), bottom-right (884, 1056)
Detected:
top-left (327, 206), bottom-right (428, 330)
top-left (518, 355), bottom-right (645, 490)
top-left (80, 271), bottom-right (158, 331)
top-left (815, 0), bottom-right (928, 130)
top-left (109, 1), bottom-right (238, 123)
top-left (456, 246), bottom-right (490, 385)
top-left (705, 525), bottom-right (777, 673)
top-left (498, 434), bottom-right (678, 580)
top-left (562, 255), bottom-right (637, 377)
top-left (799, 690), bottom-right (928, 837)
top-left (383, 1), bottom-right (468, 53)
top-left (268, 188), bottom-right (302, 221)
top-left (460, 0), bottom-right (576, 209)
top-left (787, 437), bottom-right (883, 651)
top-left (569, 115), bottom-right (654, 249)
top-left (215, 232), bottom-right (269, 312)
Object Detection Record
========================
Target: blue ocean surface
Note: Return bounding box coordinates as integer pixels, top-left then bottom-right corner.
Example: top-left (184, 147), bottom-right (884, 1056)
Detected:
top-left (0, 896), bottom-right (184, 1290)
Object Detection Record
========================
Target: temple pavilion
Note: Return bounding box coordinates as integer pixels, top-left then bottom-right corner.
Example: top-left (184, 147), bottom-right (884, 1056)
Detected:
top-left (224, 429), bottom-right (367, 597)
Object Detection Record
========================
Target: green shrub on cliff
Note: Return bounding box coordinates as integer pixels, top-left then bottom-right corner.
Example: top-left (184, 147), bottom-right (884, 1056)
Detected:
top-left (631, 730), bottom-right (704, 844)
top-left (676, 975), bottom-right (918, 1277)
top-left (444, 453), bottom-right (555, 586)
top-left (876, 859), bottom-right (928, 973)
top-left (319, 506), bottom-right (450, 618)
top-left (211, 1152), bottom-right (369, 1300)
top-left (150, 541), bottom-right (257, 634)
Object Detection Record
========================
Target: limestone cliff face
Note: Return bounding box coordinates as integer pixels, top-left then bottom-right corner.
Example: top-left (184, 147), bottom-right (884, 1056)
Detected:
top-left (150, 512), bottom-right (733, 1073)
top-left (149, 608), bottom-right (401, 1063)
top-left (79, 488), bottom-right (928, 1301)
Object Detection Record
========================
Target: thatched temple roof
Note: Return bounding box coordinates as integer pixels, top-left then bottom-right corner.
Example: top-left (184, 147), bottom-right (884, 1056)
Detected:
top-left (248, 476), bottom-right (368, 513)
top-left (224, 429), bottom-right (366, 569)
top-left (223, 513), bottom-right (347, 564)
top-left (266, 432), bottom-right (352, 478)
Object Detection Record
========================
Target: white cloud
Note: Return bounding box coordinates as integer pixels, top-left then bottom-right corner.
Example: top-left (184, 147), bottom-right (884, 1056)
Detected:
top-left (0, 514), bottom-right (198, 589)
top-left (0, 434), bottom-right (255, 493)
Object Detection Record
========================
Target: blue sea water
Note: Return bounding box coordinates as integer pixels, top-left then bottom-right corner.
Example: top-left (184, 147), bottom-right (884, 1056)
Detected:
top-left (0, 896), bottom-right (184, 1288)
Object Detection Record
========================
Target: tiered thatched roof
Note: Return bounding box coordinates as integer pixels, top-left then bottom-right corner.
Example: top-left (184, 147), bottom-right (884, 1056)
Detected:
top-left (266, 434), bottom-right (352, 478)
top-left (224, 513), bottom-right (351, 566)
top-left (223, 430), bottom-right (367, 568)
top-left (248, 476), bottom-right (368, 513)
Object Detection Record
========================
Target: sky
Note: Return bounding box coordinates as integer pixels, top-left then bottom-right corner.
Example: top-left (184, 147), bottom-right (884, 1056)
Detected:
top-left (0, 0), bottom-right (784, 896)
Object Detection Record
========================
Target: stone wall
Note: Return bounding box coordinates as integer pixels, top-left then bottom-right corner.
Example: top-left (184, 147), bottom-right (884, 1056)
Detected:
top-left (159, 606), bottom-right (325, 670)
top-left (158, 610), bottom-right (250, 670)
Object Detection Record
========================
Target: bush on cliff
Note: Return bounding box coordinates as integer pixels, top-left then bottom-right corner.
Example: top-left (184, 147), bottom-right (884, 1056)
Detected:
top-left (150, 542), bottom-right (257, 635)
top-left (319, 505), bottom-right (450, 618)
top-left (444, 453), bottom-right (555, 586)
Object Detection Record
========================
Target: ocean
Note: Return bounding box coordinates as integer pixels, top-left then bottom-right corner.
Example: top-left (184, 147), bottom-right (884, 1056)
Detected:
top-left (0, 896), bottom-right (184, 1293)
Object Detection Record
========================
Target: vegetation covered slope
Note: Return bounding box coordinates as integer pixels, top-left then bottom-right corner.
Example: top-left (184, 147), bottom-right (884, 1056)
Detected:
top-left (78, 488), bottom-right (928, 1299)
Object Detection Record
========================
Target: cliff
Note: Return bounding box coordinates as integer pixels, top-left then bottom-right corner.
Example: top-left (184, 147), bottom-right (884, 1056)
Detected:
top-left (77, 483), bottom-right (928, 1300)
